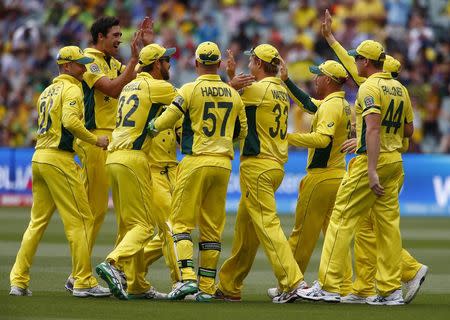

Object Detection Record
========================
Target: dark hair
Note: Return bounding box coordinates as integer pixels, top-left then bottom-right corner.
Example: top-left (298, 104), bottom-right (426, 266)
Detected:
top-left (370, 59), bottom-right (384, 69)
top-left (260, 57), bottom-right (279, 76)
top-left (141, 63), bottom-right (155, 73)
top-left (90, 16), bottom-right (120, 44)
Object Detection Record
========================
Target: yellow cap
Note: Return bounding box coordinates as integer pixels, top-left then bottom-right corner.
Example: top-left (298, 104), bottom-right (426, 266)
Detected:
top-left (244, 44), bottom-right (281, 65)
top-left (56, 46), bottom-right (93, 65)
top-left (195, 41), bottom-right (221, 65)
top-left (383, 55), bottom-right (401, 74)
top-left (138, 44), bottom-right (176, 66)
top-left (348, 40), bottom-right (386, 61)
top-left (309, 60), bottom-right (348, 84)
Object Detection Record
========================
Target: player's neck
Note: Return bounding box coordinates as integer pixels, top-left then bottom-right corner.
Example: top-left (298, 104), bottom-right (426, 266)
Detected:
top-left (92, 43), bottom-right (110, 57)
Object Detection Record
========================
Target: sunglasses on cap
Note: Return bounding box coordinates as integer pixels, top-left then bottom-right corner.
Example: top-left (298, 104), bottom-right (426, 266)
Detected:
top-left (159, 56), bottom-right (171, 63)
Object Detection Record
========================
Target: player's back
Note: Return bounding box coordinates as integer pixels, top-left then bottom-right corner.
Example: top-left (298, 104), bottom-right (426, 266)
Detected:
top-left (179, 74), bottom-right (244, 159)
top-left (35, 75), bottom-right (82, 152)
top-left (306, 92), bottom-right (351, 171)
top-left (240, 77), bottom-right (290, 164)
top-left (109, 72), bottom-right (176, 154)
top-left (356, 72), bottom-right (412, 156)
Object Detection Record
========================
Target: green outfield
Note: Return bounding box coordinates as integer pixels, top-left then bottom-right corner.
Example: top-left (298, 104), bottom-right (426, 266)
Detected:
top-left (1, 207), bottom-right (449, 320)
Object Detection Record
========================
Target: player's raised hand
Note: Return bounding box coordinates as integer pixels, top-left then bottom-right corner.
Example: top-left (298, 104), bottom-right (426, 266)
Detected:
top-left (341, 138), bottom-right (357, 154)
top-left (226, 49), bottom-right (237, 80)
top-left (368, 170), bottom-right (385, 196)
top-left (279, 59), bottom-right (288, 81)
top-left (96, 135), bottom-right (109, 150)
top-left (229, 73), bottom-right (255, 90)
top-left (130, 30), bottom-right (142, 61)
top-left (140, 17), bottom-right (154, 46)
top-left (321, 9), bottom-right (333, 38)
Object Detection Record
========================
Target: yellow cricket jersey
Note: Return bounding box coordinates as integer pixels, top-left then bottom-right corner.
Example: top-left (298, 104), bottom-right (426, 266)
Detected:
top-left (108, 72), bottom-right (177, 155)
top-left (290, 91), bottom-right (351, 170)
top-left (34, 74), bottom-right (97, 153)
top-left (155, 74), bottom-right (248, 160)
top-left (356, 72), bottom-right (414, 161)
top-left (239, 77), bottom-right (290, 164)
top-left (82, 48), bottom-right (126, 130)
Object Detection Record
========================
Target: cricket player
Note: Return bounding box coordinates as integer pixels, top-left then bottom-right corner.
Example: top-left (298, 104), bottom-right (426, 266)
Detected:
top-left (65, 16), bottom-right (154, 292)
top-left (321, 9), bottom-right (428, 304)
top-left (95, 44), bottom-right (177, 300)
top-left (10, 46), bottom-right (110, 298)
top-left (298, 39), bottom-right (413, 305)
top-left (216, 44), bottom-right (307, 304)
top-left (147, 41), bottom-right (248, 302)
top-left (267, 60), bottom-right (354, 299)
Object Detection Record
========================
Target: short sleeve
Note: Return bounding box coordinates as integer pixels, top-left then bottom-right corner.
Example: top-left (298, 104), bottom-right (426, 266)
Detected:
top-left (83, 59), bottom-right (105, 88)
top-left (359, 82), bottom-right (381, 118)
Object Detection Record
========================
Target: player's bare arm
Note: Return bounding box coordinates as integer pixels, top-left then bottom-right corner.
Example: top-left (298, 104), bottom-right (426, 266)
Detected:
top-left (93, 30), bottom-right (142, 98)
top-left (365, 113), bottom-right (384, 196)
top-left (321, 9), bottom-right (336, 46)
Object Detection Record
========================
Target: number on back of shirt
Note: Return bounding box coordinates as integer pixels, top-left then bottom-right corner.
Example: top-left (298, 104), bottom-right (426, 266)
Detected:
top-left (269, 103), bottom-right (288, 139)
top-left (382, 99), bottom-right (403, 134)
top-left (202, 101), bottom-right (232, 137)
top-left (116, 94), bottom-right (139, 127)
top-left (37, 98), bottom-right (54, 134)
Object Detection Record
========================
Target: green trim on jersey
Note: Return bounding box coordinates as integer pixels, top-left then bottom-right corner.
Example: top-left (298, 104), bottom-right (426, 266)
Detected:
top-left (132, 103), bottom-right (164, 150)
top-left (82, 81), bottom-right (96, 130)
top-left (308, 139), bottom-right (333, 169)
top-left (242, 105), bottom-right (260, 156)
top-left (58, 125), bottom-right (75, 152)
top-left (181, 110), bottom-right (194, 154)
top-left (357, 120), bottom-right (367, 154)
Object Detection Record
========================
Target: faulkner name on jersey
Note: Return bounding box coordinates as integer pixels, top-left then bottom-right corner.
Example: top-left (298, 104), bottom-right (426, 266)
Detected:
top-left (201, 86), bottom-right (232, 97)
top-left (381, 85), bottom-right (403, 97)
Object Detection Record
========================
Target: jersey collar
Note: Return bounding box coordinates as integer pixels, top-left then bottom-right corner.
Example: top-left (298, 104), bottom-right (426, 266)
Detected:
top-left (53, 74), bottom-right (80, 85)
top-left (367, 72), bottom-right (392, 80)
top-left (84, 47), bottom-right (106, 57)
top-left (137, 72), bottom-right (155, 80)
top-left (197, 74), bottom-right (222, 81)
top-left (260, 76), bottom-right (282, 85)
top-left (323, 91), bottom-right (346, 102)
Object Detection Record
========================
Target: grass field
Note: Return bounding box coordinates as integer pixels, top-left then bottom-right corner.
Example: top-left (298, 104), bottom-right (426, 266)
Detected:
top-left (1, 207), bottom-right (449, 320)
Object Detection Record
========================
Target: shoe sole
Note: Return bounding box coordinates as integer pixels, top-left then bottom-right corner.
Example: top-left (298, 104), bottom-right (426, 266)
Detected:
top-left (96, 265), bottom-right (128, 300)
top-left (405, 266), bottom-right (428, 304)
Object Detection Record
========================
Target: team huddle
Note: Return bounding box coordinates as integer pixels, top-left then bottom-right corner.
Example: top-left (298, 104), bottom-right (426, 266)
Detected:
top-left (9, 10), bottom-right (428, 306)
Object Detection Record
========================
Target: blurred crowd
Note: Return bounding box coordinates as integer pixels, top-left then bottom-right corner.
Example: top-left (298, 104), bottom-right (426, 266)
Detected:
top-left (0, 0), bottom-right (449, 152)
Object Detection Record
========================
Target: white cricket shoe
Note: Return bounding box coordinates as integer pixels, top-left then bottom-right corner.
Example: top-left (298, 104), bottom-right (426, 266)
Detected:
top-left (73, 285), bottom-right (111, 298)
top-left (341, 293), bottom-right (367, 304)
top-left (366, 289), bottom-right (404, 306)
top-left (9, 286), bottom-right (32, 296)
top-left (404, 265), bottom-right (428, 304)
top-left (272, 281), bottom-right (308, 304)
top-left (297, 281), bottom-right (340, 302)
top-left (267, 287), bottom-right (281, 299)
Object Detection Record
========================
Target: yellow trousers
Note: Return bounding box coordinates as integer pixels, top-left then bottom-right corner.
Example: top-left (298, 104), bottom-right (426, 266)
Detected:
top-left (10, 149), bottom-right (98, 289)
top-left (143, 164), bottom-right (180, 284)
top-left (170, 155), bottom-right (231, 295)
top-left (218, 158), bottom-right (303, 297)
top-left (319, 155), bottom-right (403, 296)
top-left (76, 129), bottom-right (112, 253)
top-left (352, 172), bottom-right (422, 296)
top-left (288, 169), bottom-right (353, 296)
top-left (106, 150), bottom-right (155, 294)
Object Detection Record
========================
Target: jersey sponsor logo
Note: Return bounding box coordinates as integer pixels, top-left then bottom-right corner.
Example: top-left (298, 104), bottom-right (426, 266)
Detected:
top-left (69, 100), bottom-right (76, 106)
top-left (327, 122), bottom-right (334, 128)
top-left (173, 95), bottom-right (184, 107)
top-left (90, 63), bottom-right (101, 73)
top-left (364, 96), bottom-right (375, 108)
